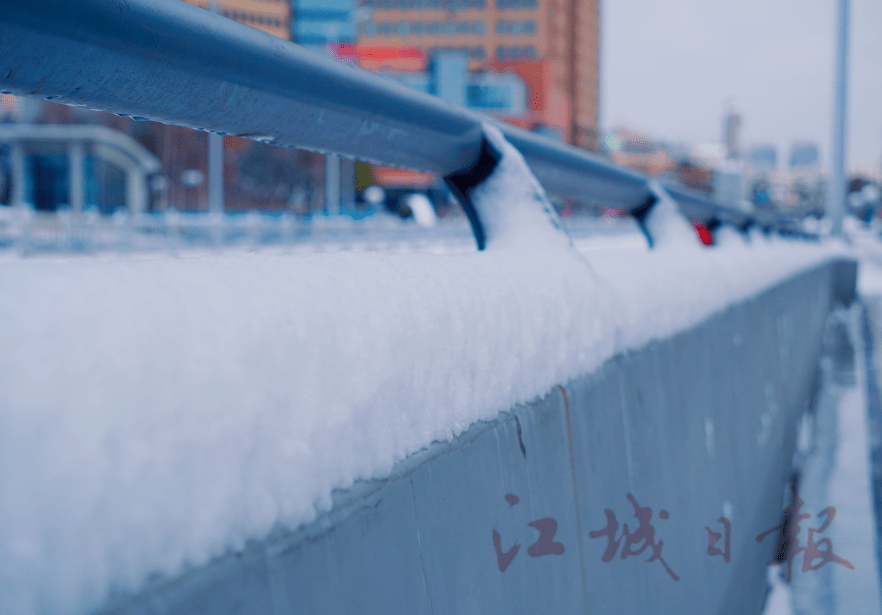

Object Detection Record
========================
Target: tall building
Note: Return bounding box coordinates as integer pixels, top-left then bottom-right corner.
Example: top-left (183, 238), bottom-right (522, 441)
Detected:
top-left (748, 145), bottom-right (777, 171)
top-left (182, 0), bottom-right (291, 40)
top-left (357, 0), bottom-right (599, 150)
top-left (790, 142), bottom-right (820, 169)
top-left (723, 111), bottom-right (741, 160)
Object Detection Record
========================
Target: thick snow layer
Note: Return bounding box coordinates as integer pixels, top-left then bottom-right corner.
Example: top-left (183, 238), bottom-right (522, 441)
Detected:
top-left (0, 129), bottom-right (845, 614)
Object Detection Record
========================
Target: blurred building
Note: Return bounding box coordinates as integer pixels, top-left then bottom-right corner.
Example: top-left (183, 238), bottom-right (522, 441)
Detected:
top-left (333, 44), bottom-right (537, 204)
top-left (602, 127), bottom-right (721, 194)
top-left (748, 145), bottom-right (777, 171)
top-left (339, 46), bottom-right (529, 114)
top-left (742, 141), bottom-right (824, 213)
top-left (356, 0), bottom-right (599, 150)
top-left (293, 0), bottom-right (356, 46)
top-left (155, 2), bottom-right (329, 213)
top-left (606, 127), bottom-right (677, 177)
top-left (182, 0), bottom-right (291, 39)
top-left (723, 111), bottom-right (741, 160)
top-left (789, 141), bottom-right (819, 169)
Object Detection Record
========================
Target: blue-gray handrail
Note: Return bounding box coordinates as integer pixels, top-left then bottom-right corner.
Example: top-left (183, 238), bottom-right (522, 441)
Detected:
top-left (0, 0), bottom-right (797, 246)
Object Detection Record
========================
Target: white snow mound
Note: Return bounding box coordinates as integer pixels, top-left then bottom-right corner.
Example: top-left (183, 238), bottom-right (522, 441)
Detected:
top-left (0, 127), bottom-right (842, 614)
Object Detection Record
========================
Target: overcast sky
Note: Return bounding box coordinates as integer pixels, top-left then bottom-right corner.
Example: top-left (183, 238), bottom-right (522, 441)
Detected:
top-left (601, 0), bottom-right (882, 171)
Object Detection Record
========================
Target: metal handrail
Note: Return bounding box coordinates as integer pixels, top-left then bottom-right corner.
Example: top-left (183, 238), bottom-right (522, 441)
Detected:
top-left (0, 0), bottom-right (798, 246)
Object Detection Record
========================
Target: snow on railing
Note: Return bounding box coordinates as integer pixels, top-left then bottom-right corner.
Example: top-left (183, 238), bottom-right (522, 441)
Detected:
top-left (0, 0), bottom-right (806, 251)
top-left (0, 4), bottom-right (842, 615)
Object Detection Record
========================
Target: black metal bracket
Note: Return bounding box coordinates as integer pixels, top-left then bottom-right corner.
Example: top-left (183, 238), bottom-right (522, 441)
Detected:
top-left (443, 136), bottom-right (502, 251)
top-left (629, 193), bottom-right (659, 249)
top-left (704, 217), bottom-right (722, 245)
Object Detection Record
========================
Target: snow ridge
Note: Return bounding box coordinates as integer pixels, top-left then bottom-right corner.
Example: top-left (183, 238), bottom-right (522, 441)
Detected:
top-left (0, 128), bottom-right (840, 614)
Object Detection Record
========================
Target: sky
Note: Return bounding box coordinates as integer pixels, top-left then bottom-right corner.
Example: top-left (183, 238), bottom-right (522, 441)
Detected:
top-left (601, 0), bottom-right (882, 172)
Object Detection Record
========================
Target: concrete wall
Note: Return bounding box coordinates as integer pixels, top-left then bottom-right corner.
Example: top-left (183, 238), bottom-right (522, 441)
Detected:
top-left (103, 259), bottom-right (857, 615)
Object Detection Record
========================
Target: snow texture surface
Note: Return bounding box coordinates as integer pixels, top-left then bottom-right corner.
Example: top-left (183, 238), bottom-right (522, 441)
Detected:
top-left (0, 127), bottom-right (844, 614)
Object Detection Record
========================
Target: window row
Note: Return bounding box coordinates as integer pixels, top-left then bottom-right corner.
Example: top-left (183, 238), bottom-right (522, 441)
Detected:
top-left (495, 45), bottom-right (537, 59)
top-left (363, 20), bottom-right (487, 36)
top-left (296, 18), bottom-right (355, 41)
top-left (495, 20), bottom-right (536, 35)
top-left (495, 0), bottom-right (537, 7)
top-left (222, 10), bottom-right (286, 28)
top-left (429, 45), bottom-right (487, 59)
top-left (362, 0), bottom-right (536, 8)
top-left (363, 0), bottom-right (487, 9)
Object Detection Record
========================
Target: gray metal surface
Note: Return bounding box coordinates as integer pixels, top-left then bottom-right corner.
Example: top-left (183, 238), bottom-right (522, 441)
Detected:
top-left (99, 259), bottom-right (857, 615)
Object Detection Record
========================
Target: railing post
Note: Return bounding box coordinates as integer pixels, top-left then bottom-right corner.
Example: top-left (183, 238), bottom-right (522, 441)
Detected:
top-left (128, 168), bottom-right (149, 215)
top-left (68, 141), bottom-right (85, 214)
top-left (10, 141), bottom-right (25, 209)
top-left (325, 154), bottom-right (340, 216)
top-left (341, 158), bottom-right (356, 210)
top-left (207, 132), bottom-right (224, 215)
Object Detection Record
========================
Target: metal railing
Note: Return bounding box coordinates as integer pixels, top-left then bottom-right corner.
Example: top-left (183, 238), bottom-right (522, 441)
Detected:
top-left (0, 0), bottom-right (803, 250)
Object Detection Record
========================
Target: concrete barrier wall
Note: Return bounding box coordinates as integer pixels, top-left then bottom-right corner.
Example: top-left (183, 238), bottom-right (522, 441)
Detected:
top-left (103, 258), bottom-right (857, 615)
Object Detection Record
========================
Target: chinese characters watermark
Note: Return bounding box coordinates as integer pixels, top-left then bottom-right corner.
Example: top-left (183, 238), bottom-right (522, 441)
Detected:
top-left (588, 493), bottom-right (680, 581)
top-left (492, 493), bottom-right (565, 573)
top-left (755, 484), bottom-right (853, 582)
top-left (490, 486), bottom-right (853, 582)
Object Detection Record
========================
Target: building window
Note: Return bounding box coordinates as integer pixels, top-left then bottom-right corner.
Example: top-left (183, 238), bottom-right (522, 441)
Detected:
top-left (496, 20), bottom-right (536, 35)
top-left (369, 19), bottom-right (488, 37)
top-left (496, 0), bottom-right (536, 7)
top-left (495, 45), bottom-right (537, 59)
top-left (467, 84), bottom-right (514, 110)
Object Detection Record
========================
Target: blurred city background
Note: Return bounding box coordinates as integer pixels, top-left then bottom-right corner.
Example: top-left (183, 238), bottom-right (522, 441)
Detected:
top-left (0, 0), bottom-right (880, 253)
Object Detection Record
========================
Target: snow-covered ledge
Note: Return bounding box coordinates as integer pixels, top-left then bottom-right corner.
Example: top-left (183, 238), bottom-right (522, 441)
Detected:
top-left (0, 127), bottom-right (849, 614)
